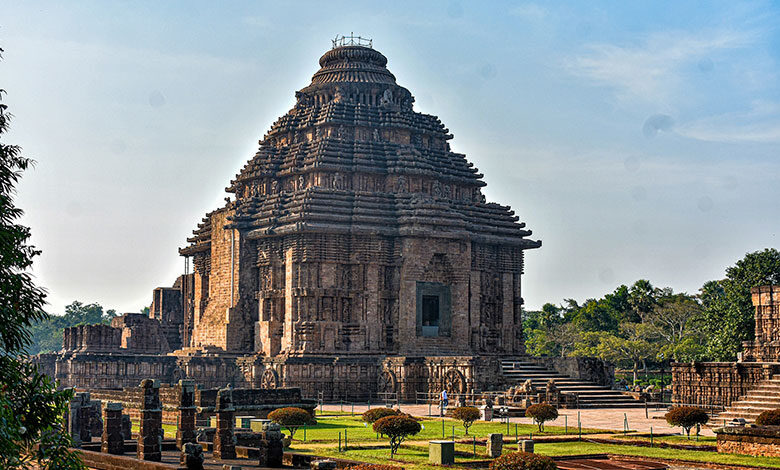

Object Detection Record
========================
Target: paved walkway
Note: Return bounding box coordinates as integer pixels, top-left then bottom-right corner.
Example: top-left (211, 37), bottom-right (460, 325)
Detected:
top-left (318, 404), bottom-right (715, 437)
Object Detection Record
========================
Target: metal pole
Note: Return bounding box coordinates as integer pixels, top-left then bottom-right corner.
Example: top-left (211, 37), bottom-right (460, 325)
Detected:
top-left (303, 423), bottom-right (306, 442)
top-left (650, 426), bottom-right (653, 447)
top-left (351, 402), bottom-right (354, 416)
top-left (442, 417), bottom-right (445, 438)
top-left (515, 423), bottom-right (518, 440)
top-left (473, 436), bottom-right (476, 457)
top-left (345, 428), bottom-right (348, 450)
top-left (565, 415), bottom-right (568, 434)
top-left (452, 425), bottom-right (455, 441)
top-left (338, 432), bottom-right (342, 452)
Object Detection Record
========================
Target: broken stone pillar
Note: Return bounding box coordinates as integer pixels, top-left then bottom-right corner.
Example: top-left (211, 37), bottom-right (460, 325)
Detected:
top-left (259, 421), bottom-right (283, 468)
top-left (137, 379), bottom-right (162, 461)
top-left (486, 433), bottom-right (503, 458)
top-left (176, 379), bottom-right (197, 449)
top-left (121, 414), bottom-right (132, 440)
top-left (77, 392), bottom-right (92, 444)
top-left (180, 442), bottom-right (205, 470)
top-left (101, 402), bottom-right (124, 455)
top-left (68, 394), bottom-right (82, 447)
top-left (213, 386), bottom-right (236, 460)
top-left (89, 401), bottom-right (104, 437)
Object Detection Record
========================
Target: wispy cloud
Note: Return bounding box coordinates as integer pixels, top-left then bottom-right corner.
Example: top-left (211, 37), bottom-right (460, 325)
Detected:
top-left (563, 28), bottom-right (757, 106)
top-left (677, 101), bottom-right (780, 143)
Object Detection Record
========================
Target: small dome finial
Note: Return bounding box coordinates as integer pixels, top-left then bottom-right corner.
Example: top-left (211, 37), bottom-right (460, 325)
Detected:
top-left (332, 33), bottom-right (372, 49)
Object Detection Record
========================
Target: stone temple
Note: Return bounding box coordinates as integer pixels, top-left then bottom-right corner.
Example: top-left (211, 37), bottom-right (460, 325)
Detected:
top-left (38, 38), bottom-right (556, 400)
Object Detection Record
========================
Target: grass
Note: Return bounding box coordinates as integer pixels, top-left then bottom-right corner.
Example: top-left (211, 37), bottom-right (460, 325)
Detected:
top-left (614, 433), bottom-right (716, 446)
top-left (292, 416), bottom-right (612, 443)
top-left (291, 442), bottom-right (490, 470)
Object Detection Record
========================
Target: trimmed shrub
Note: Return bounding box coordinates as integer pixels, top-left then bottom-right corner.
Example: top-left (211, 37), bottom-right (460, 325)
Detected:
top-left (451, 406), bottom-right (481, 435)
top-left (756, 409), bottom-right (780, 426)
top-left (268, 407), bottom-right (314, 440)
top-left (665, 406), bottom-right (709, 438)
top-left (489, 451), bottom-right (557, 470)
top-left (373, 415), bottom-right (422, 457)
top-left (525, 403), bottom-right (558, 432)
top-left (346, 465), bottom-right (403, 470)
top-left (362, 407), bottom-right (400, 423)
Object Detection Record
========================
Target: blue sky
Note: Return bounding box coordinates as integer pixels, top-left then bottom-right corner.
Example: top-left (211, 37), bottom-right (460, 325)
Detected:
top-left (1, 1), bottom-right (778, 314)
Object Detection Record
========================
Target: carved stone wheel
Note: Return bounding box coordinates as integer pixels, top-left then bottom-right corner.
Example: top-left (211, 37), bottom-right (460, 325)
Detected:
top-left (260, 368), bottom-right (278, 389)
top-left (443, 369), bottom-right (465, 394)
top-left (378, 370), bottom-right (397, 394)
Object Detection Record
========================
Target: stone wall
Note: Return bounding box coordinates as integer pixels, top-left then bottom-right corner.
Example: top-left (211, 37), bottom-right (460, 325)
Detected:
top-left (672, 362), bottom-right (780, 407)
top-left (63, 324), bottom-right (121, 352)
top-left (89, 384), bottom-right (314, 424)
top-left (716, 425), bottom-right (780, 457)
top-left (743, 285), bottom-right (780, 362)
top-left (530, 356), bottom-right (614, 387)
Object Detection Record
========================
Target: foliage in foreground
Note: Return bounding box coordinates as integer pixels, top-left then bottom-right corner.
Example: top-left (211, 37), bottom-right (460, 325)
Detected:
top-left (665, 406), bottom-right (709, 438)
top-left (451, 406), bottom-right (480, 435)
top-left (373, 415), bottom-right (421, 458)
top-left (756, 409), bottom-right (780, 426)
top-left (0, 46), bottom-right (85, 469)
top-left (525, 403), bottom-right (558, 432)
top-left (268, 407), bottom-right (314, 439)
top-left (489, 451), bottom-right (557, 470)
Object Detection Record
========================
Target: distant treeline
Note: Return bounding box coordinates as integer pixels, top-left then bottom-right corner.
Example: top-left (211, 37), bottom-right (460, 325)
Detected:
top-left (523, 248), bottom-right (780, 382)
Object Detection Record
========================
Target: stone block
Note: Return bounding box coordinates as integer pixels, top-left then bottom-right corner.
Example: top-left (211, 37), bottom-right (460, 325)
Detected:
top-left (181, 442), bottom-right (205, 470)
top-left (519, 439), bottom-right (534, 453)
top-left (487, 433), bottom-right (503, 458)
top-left (480, 405), bottom-right (493, 421)
top-left (429, 440), bottom-right (455, 465)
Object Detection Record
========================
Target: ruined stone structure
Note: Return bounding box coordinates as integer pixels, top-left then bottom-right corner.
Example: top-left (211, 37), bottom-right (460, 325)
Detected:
top-left (38, 38), bottom-right (543, 400)
top-left (673, 286), bottom-right (780, 417)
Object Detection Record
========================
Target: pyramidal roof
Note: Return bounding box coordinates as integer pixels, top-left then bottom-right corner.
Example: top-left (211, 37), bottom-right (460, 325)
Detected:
top-left (183, 41), bottom-right (540, 253)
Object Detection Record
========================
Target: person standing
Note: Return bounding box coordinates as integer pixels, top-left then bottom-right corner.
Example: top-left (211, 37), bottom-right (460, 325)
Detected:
top-left (440, 389), bottom-right (448, 416)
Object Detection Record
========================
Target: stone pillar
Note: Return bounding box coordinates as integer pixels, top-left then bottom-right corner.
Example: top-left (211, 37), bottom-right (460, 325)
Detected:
top-left (68, 394), bottom-right (82, 447)
top-left (101, 402), bottom-right (124, 455)
top-left (486, 433), bottom-right (503, 458)
top-left (137, 379), bottom-right (162, 461)
top-left (259, 421), bottom-right (283, 467)
top-left (213, 386), bottom-right (236, 460)
top-left (180, 442), bottom-right (205, 470)
top-left (121, 414), bottom-right (132, 440)
top-left (76, 392), bottom-right (92, 444)
top-left (176, 379), bottom-right (197, 449)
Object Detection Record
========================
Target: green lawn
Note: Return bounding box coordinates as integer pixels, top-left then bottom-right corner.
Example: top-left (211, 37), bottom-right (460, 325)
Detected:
top-left (291, 415), bottom-right (611, 443)
top-left (614, 433), bottom-right (716, 446)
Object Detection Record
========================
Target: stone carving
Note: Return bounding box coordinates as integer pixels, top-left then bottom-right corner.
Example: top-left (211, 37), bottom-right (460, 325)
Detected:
top-left (213, 386), bottom-right (236, 460)
top-left (380, 88), bottom-right (393, 106)
top-left (271, 180), bottom-right (279, 193)
top-left (396, 175), bottom-right (408, 193)
top-left (137, 379), bottom-right (162, 461)
top-left (261, 368), bottom-right (279, 389)
top-left (443, 369), bottom-right (465, 394)
top-left (432, 180), bottom-right (442, 198)
top-left (333, 86), bottom-right (344, 103)
top-left (298, 175), bottom-right (305, 190)
top-left (487, 433), bottom-right (503, 458)
top-left (372, 128), bottom-right (380, 141)
top-left (332, 172), bottom-right (343, 190)
top-left (378, 370), bottom-right (397, 394)
top-left (337, 125), bottom-right (346, 140)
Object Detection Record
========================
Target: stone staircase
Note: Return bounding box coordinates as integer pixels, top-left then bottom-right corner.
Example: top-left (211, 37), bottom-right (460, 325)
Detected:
top-left (501, 360), bottom-right (643, 408)
top-left (717, 377), bottom-right (780, 423)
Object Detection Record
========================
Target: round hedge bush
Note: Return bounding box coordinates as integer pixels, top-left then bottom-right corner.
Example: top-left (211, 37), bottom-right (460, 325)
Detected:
top-left (362, 407), bottom-right (399, 423)
top-left (664, 406), bottom-right (709, 437)
top-left (525, 403), bottom-right (558, 432)
top-left (489, 451), bottom-right (557, 470)
top-left (756, 409), bottom-right (780, 426)
top-left (373, 415), bottom-right (422, 457)
top-left (267, 407), bottom-right (314, 439)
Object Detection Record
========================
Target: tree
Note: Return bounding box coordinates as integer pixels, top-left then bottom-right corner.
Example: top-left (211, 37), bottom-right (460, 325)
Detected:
top-left (665, 406), bottom-right (709, 438)
top-left (451, 406), bottom-right (480, 435)
top-left (267, 407), bottom-right (313, 440)
top-left (28, 301), bottom-right (117, 355)
top-left (699, 249), bottom-right (780, 360)
top-left (361, 407), bottom-right (399, 424)
top-left (628, 279), bottom-right (661, 323)
top-left (575, 323), bottom-right (657, 383)
top-left (372, 415), bottom-right (421, 458)
top-left (648, 294), bottom-right (705, 362)
top-left (524, 403), bottom-right (558, 432)
top-left (0, 47), bottom-right (84, 469)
